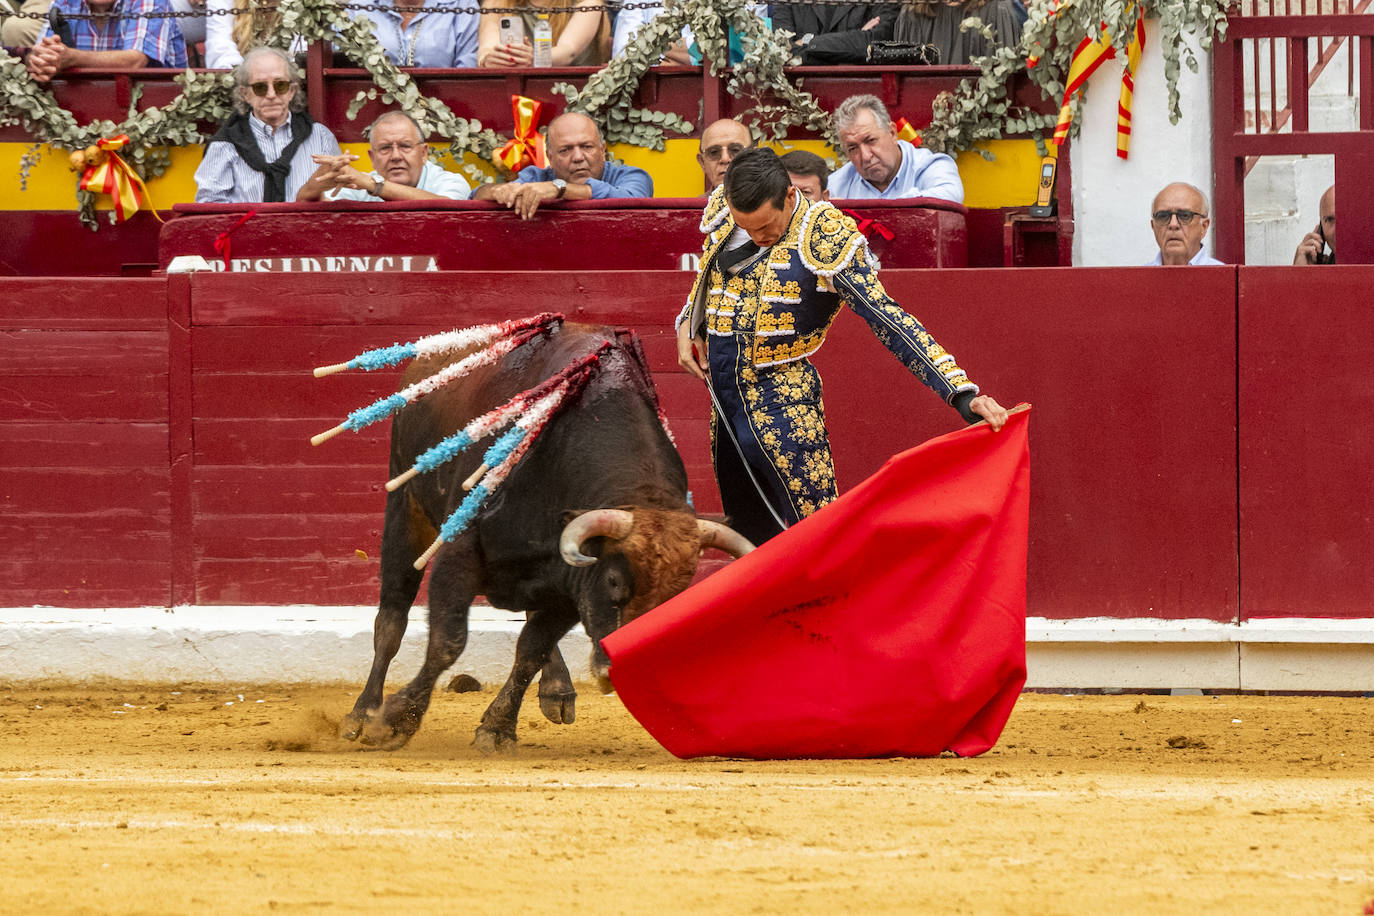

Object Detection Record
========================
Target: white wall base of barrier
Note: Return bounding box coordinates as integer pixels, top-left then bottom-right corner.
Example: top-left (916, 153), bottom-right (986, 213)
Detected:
top-left (2, 608), bottom-right (1372, 692)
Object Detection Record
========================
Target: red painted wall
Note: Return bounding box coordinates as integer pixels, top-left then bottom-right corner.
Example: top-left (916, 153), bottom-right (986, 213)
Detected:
top-left (4, 267), bottom-right (1370, 620)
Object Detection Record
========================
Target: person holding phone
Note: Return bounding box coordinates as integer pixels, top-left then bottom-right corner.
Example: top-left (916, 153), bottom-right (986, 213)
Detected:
top-left (477, 0), bottom-right (609, 67)
top-left (1293, 184), bottom-right (1336, 265)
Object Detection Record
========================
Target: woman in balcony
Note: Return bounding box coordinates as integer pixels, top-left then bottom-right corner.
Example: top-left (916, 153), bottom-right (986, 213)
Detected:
top-left (351, 0), bottom-right (480, 68)
top-left (476, 0), bottom-right (610, 68)
top-left (893, 0), bottom-right (1022, 65)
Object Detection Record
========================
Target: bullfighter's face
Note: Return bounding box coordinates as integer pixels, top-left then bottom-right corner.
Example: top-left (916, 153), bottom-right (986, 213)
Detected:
top-left (546, 114), bottom-right (606, 184)
top-left (838, 107), bottom-right (902, 192)
top-left (368, 117), bottom-right (428, 188)
top-left (729, 187), bottom-right (798, 249)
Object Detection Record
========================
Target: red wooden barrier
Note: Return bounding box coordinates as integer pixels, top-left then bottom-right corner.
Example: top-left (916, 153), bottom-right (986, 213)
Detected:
top-left (5, 266), bottom-right (1370, 620)
top-left (1239, 266), bottom-right (1374, 618)
top-left (0, 278), bottom-right (172, 606)
top-left (157, 199), bottom-right (969, 272)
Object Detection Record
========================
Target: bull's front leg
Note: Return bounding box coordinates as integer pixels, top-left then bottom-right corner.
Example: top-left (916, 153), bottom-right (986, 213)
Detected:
top-left (538, 646), bottom-right (577, 725)
top-left (341, 488), bottom-right (428, 742)
top-left (475, 608), bottom-right (578, 754)
top-left (360, 541), bottom-right (476, 750)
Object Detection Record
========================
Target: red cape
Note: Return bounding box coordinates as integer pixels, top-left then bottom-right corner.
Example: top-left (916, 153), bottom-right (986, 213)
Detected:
top-left (604, 407), bottom-right (1031, 759)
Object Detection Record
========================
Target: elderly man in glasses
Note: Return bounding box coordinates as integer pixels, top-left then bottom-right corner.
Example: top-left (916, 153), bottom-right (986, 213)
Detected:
top-left (696, 118), bottom-right (754, 194)
top-left (194, 46), bottom-right (341, 204)
top-left (295, 111), bottom-right (471, 202)
top-left (1148, 181), bottom-right (1225, 266)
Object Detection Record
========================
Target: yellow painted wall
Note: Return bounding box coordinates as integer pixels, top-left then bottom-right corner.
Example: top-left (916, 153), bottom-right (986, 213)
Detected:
top-left (0, 137), bottom-right (1039, 211)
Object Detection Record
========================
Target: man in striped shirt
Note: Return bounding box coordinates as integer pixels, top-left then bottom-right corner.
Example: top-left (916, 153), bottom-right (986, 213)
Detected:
top-left (25, 0), bottom-right (186, 82)
top-left (194, 46), bottom-right (340, 203)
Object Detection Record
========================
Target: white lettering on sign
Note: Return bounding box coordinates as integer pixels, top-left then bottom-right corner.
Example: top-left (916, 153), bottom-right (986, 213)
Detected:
top-left (204, 255), bottom-right (440, 273)
top-left (679, 252), bottom-right (700, 272)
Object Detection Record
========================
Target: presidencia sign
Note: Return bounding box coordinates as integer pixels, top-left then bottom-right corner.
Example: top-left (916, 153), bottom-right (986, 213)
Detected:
top-left (206, 255), bottom-right (441, 273)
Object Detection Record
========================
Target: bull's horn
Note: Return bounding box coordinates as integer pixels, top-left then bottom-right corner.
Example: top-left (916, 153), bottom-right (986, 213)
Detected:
top-left (697, 520), bottom-right (755, 558)
top-left (559, 509), bottom-right (635, 567)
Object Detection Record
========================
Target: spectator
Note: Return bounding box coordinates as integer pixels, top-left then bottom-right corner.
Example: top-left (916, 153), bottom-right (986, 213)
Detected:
top-left (1147, 182), bottom-right (1224, 266)
top-left (473, 111), bottom-right (651, 219)
top-left (169, 0), bottom-right (204, 57)
top-left (697, 118), bottom-right (753, 193)
top-left (296, 111), bottom-right (471, 202)
top-left (25, 0), bottom-right (187, 83)
top-left (771, 2), bottom-right (895, 65)
top-left (3, 0), bottom-right (52, 49)
top-left (779, 149), bottom-right (829, 202)
top-left (194, 46), bottom-right (340, 203)
top-left (611, 1), bottom-right (692, 65)
top-left (827, 94), bottom-right (962, 202)
top-left (203, 0), bottom-right (301, 69)
top-left (1293, 184), bottom-right (1336, 265)
top-left (477, 0), bottom-right (609, 68)
top-left (893, 0), bottom-right (1022, 65)
top-left (354, 0), bottom-right (478, 68)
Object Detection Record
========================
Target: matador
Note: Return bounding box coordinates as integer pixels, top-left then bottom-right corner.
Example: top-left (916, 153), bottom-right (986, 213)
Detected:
top-left (676, 147), bottom-right (1007, 546)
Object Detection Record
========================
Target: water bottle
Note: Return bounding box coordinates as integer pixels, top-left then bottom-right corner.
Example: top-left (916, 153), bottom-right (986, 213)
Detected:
top-left (533, 14), bottom-right (553, 67)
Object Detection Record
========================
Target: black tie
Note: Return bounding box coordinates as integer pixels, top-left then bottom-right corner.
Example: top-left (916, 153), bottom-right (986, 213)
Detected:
top-left (717, 240), bottom-right (761, 273)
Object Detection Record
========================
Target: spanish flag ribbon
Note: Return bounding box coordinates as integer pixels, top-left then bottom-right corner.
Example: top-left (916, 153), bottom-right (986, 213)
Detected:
top-left (893, 117), bottom-right (921, 146)
top-left (1051, 4), bottom-right (1145, 153)
top-left (840, 209), bottom-right (895, 243)
top-left (73, 135), bottom-right (162, 223)
top-left (1115, 8), bottom-right (1146, 159)
top-left (494, 95), bottom-right (548, 173)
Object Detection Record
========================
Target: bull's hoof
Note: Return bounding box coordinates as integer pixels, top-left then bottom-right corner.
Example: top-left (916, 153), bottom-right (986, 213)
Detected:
top-left (338, 709), bottom-right (370, 742)
top-left (472, 726), bottom-right (518, 756)
top-left (358, 718), bottom-right (415, 751)
top-left (538, 690), bottom-right (576, 725)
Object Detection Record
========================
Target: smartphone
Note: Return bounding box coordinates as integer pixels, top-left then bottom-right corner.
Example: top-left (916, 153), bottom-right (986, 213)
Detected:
top-left (498, 16), bottom-right (525, 47)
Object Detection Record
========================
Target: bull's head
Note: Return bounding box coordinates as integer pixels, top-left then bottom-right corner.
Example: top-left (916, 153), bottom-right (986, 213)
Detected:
top-left (559, 508), bottom-right (754, 690)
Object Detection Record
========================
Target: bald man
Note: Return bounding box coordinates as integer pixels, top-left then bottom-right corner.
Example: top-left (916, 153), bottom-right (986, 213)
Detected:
top-left (697, 118), bottom-right (753, 193)
top-left (1293, 184), bottom-right (1336, 265)
top-left (1148, 182), bottom-right (1224, 266)
top-left (474, 112), bottom-right (653, 219)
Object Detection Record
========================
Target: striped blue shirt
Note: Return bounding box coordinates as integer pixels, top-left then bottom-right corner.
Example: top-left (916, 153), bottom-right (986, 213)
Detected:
top-left (38, 0), bottom-right (187, 68)
top-left (361, 1), bottom-right (480, 68)
top-left (193, 115), bottom-right (341, 203)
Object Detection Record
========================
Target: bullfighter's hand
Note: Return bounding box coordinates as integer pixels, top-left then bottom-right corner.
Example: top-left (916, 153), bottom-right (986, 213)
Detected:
top-left (676, 321), bottom-right (707, 381)
top-left (1293, 228), bottom-right (1324, 265)
top-left (969, 394), bottom-right (1008, 432)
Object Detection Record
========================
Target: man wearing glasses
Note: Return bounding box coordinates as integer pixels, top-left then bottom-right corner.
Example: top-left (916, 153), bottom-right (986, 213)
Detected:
top-left (1147, 182), bottom-right (1224, 266)
top-left (194, 46), bottom-right (341, 203)
top-left (696, 118), bottom-right (753, 194)
top-left (295, 111), bottom-right (471, 203)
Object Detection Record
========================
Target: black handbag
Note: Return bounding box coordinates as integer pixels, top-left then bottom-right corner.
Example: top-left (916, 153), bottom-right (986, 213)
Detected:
top-left (865, 41), bottom-right (941, 65)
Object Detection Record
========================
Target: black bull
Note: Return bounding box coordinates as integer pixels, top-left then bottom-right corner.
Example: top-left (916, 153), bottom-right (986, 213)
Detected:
top-left (339, 323), bottom-right (752, 752)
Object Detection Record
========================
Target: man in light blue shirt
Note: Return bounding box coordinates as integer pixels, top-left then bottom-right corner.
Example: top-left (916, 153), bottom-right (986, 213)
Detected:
top-left (827, 94), bottom-right (963, 203)
top-left (473, 112), bottom-right (652, 220)
top-left (1147, 182), bottom-right (1225, 266)
top-left (296, 111), bottom-right (471, 202)
top-left (194, 47), bottom-right (340, 203)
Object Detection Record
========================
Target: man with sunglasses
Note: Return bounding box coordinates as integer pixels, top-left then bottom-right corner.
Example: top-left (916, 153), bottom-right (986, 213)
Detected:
top-left (295, 110), bottom-right (471, 203)
top-left (1147, 182), bottom-right (1224, 266)
top-left (696, 118), bottom-right (753, 194)
top-left (194, 46), bottom-right (341, 204)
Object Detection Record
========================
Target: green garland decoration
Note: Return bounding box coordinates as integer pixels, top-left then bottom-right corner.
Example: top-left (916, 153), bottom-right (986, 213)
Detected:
top-left (0, 0), bottom-right (1232, 228)
top-left (920, 0), bottom-right (1231, 157)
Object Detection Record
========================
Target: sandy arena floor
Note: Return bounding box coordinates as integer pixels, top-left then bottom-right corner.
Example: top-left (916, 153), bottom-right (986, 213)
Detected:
top-left (0, 682), bottom-right (1370, 915)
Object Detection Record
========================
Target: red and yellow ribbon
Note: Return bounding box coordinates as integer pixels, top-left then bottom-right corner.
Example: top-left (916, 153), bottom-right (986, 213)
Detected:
top-left (494, 95), bottom-right (548, 173)
top-left (70, 135), bottom-right (161, 223)
top-left (893, 117), bottom-right (921, 146)
top-left (1051, 4), bottom-right (1145, 159)
top-left (1116, 8), bottom-right (1146, 160)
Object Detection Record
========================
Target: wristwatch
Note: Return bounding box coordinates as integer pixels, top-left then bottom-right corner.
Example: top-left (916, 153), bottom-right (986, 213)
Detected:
top-left (369, 175), bottom-right (385, 197)
top-left (551, 178), bottom-right (567, 198)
